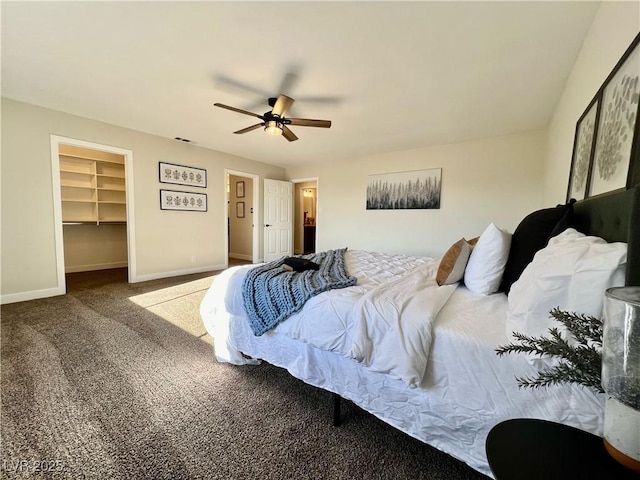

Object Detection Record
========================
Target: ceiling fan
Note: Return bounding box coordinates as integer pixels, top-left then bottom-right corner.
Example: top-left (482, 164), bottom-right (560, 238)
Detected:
top-left (213, 94), bottom-right (331, 142)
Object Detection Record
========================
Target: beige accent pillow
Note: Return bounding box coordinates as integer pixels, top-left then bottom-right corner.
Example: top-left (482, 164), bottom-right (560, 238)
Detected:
top-left (436, 238), bottom-right (474, 286)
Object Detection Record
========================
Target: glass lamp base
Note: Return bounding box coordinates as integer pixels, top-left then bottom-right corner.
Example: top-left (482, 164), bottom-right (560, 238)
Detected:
top-left (604, 439), bottom-right (640, 473)
top-left (604, 397), bottom-right (640, 473)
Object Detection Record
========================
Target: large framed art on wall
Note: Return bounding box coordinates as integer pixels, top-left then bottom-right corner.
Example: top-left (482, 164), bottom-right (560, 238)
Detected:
top-left (567, 97), bottom-right (599, 202)
top-left (567, 33), bottom-right (640, 201)
top-left (366, 168), bottom-right (441, 210)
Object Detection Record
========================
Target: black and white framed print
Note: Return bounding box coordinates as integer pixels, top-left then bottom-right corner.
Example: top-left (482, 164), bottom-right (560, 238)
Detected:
top-left (567, 97), bottom-right (599, 202)
top-left (366, 168), bottom-right (441, 210)
top-left (160, 189), bottom-right (207, 212)
top-left (159, 162), bottom-right (207, 188)
top-left (588, 34), bottom-right (640, 197)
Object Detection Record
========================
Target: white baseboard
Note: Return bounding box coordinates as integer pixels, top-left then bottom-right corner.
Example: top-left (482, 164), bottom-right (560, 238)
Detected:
top-left (65, 261), bottom-right (128, 273)
top-left (1, 263), bottom-right (227, 303)
top-left (1, 286), bottom-right (66, 305)
top-left (131, 263), bottom-right (227, 283)
top-left (0, 263), bottom-right (228, 305)
top-left (229, 252), bottom-right (253, 261)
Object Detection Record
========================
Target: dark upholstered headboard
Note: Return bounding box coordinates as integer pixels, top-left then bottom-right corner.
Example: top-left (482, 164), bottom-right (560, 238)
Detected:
top-left (571, 185), bottom-right (640, 286)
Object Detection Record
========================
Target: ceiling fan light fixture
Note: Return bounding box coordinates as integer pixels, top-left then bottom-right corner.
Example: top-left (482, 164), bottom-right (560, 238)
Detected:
top-left (264, 119), bottom-right (283, 136)
top-left (214, 95), bottom-right (331, 142)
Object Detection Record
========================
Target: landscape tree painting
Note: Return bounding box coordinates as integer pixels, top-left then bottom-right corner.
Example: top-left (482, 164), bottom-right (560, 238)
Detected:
top-left (366, 168), bottom-right (441, 210)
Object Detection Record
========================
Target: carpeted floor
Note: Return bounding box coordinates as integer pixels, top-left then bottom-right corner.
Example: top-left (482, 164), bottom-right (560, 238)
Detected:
top-left (1, 267), bottom-right (490, 480)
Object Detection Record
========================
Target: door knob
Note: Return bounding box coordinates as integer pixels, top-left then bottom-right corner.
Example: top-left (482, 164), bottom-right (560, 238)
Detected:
top-left (265, 224), bottom-right (272, 227)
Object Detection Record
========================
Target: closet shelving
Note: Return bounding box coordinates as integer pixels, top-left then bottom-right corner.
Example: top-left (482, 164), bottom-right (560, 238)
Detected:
top-left (59, 153), bottom-right (126, 224)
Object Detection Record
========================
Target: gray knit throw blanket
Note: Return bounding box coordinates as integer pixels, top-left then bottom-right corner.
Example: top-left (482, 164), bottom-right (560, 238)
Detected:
top-left (242, 248), bottom-right (357, 336)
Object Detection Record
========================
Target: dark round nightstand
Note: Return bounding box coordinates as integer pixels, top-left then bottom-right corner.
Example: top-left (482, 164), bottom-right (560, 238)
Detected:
top-left (486, 418), bottom-right (639, 480)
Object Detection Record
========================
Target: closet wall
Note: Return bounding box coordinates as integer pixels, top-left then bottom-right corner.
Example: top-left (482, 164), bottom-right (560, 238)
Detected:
top-left (58, 144), bottom-right (128, 272)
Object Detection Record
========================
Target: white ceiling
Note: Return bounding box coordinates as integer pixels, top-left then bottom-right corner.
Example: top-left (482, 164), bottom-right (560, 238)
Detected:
top-left (2, 1), bottom-right (600, 168)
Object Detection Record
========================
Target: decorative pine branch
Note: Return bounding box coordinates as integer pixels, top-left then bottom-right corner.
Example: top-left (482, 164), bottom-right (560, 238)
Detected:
top-left (495, 307), bottom-right (604, 393)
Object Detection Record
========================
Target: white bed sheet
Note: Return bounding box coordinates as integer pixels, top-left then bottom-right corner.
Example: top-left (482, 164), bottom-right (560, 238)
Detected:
top-left (200, 253), bottom-right (605, 478)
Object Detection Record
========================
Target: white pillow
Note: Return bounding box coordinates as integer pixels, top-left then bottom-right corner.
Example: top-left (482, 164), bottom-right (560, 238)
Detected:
top-left (464, 223), bottom-right (512, 294)
top-left (506, 228), bottom-right (627, 341)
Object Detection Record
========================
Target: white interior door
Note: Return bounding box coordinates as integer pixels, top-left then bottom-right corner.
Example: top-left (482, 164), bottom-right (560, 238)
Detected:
top-left (264, 179), bottom-right (293, 262)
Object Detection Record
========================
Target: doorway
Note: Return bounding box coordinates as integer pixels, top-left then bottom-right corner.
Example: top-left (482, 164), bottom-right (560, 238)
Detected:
top-left (50, 135), bottom-right (136, 292)
top-left (292, 178), bottom-right (318, 255)
top-left (225, 169), bottom-right (259, 265)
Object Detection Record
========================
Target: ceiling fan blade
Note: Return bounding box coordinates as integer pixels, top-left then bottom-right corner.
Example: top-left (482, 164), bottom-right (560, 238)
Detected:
top-left (234, 123), bottom-right (263, 134)
top-left (214, 103), bottom-right (262, 119)
top-left (288, 118), bottom-right (332, 128)
top-left (215, 75), bottom-right (271, 101)
top-left (282, 125), bottom-right (298, 142)
top-left (295, 95), bottom-right (343, 105)
top-left (277, 70), bottom-right (300, 96)
top-left (272, 95), bottom-right (295, 117)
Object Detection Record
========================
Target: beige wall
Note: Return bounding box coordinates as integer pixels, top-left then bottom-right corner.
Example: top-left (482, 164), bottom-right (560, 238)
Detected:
top-left (543, 1), bottom-right (640, 204)
top-left (285, 130), bottom-right (546, 258)
top-left (228, 174), bottom-right (253, 260)
top-left (5, 6), bottom-right (635, 301)
top-left (63, 224), bottom-right (128, 272)
top-left (1, 98), bottom-right (285, 301)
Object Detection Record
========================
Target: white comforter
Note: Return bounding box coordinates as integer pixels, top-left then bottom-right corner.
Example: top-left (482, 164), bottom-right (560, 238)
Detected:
top-left (200, 250), bottom-right (605, 478)
top-left (202, 250), bottom-right (455, 385)
top-left (349, 262), bottom-right (456, 386)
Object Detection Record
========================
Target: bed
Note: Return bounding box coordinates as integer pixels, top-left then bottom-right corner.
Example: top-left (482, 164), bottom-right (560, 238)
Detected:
top-left (200, 185), bottom-right (640, 478)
